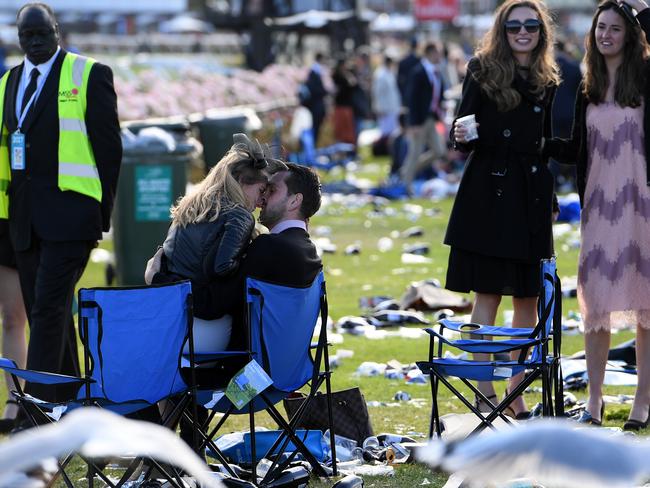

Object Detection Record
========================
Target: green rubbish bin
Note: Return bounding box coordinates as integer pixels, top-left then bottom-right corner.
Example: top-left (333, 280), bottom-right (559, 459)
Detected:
top-left (112, 143), bottom-right (194, 285)
top-left (191, 109), bottom-right (260, 172)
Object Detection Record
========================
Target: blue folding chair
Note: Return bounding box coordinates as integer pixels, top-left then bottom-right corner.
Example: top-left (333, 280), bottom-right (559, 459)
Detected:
top-left (1, 280), bottom-right (198, 488)
top-left (417, 258), bottom-right (563, 437)
top-left (288, 129), bottom-right (355, 171)
top-left (189, 271), bottom-right (337, 486)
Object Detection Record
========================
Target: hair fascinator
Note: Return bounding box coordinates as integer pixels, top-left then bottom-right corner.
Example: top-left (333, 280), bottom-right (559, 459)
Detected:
top-left (598, 1), bottom-right (640, 25)
top-left (231, 133), bottom-right (288, 173)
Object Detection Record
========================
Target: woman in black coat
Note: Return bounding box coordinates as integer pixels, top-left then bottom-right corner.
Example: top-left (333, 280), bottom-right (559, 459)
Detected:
top-left (445, 0), bottom-right (560, 417)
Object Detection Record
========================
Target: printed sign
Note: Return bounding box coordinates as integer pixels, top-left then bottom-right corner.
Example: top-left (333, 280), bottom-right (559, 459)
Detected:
top-left (135, 165), bottom-right (172, 222)
top-left (414, 0), bottom-right (459, 21)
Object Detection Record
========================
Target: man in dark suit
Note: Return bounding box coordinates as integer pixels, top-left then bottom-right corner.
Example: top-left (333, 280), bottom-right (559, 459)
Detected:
top-left (397, 37), bottom-right (419, 106)
top-left (302, 53), bottom-right (328, 146)
top-left (401, 42), bottom-right (447, 189)
top-left (0, 3), bottom-right (121, 402)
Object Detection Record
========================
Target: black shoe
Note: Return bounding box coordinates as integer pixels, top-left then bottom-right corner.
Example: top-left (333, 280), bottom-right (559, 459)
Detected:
top-left (576, 401), bottom-right (605, 426)
top-left (623, 411), bottom-right (650, 431)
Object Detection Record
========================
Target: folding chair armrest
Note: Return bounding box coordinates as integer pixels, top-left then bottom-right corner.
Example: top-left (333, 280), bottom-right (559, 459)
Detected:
top-left (438, 319), bottom-right (534, 338)
top-left (6, 368), bottom-right (91, 386)
top-left (423, 327), bottom-right (454, 346)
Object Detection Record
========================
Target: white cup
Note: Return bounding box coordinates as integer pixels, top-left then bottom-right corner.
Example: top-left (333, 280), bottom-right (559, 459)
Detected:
top-left (456, 114), bottom-right (479, 141)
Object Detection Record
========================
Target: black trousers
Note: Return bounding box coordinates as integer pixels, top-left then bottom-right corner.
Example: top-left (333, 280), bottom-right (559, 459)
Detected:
top-left (15, 237), bottom-right (93, 403)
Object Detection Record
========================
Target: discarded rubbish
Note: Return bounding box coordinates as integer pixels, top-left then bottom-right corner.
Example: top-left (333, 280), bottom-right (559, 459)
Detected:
top-left (355, 362), bottom-right (386, 377)
top-left (368, 310), bottom-right (429, 326)
top-left (400, 226), bottom-right (424, 238)
top-left (402, 243), bottom-right (430, 255)
top-left (400, 281), bottom-right (473, 313)
top-left (359, 296), bottom-right (393, 309)
top-left (401, 253), bottom-right (432, 264)
top-left (405, 369), bottom-right (427, 384)
top-left (332, 474), bottom-right (364, 487)
top-left (394, 391), bottom-right (411, 401)
top-left (370, 299), bottom-right (401, 313)
top-left (377, 237), bottom-right (394, 252)
top-left (345, 243), bottom-right (361, 255)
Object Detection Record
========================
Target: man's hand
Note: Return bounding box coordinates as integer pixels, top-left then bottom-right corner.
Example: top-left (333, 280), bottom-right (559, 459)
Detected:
top-left (144, 247), bottom-right (163, 285)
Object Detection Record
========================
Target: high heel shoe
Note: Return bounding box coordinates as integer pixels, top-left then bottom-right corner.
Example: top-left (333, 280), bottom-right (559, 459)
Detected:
top-left (623, 410), bottom-right (650, 431)
top-left (503, 389), bottom-right (531, 420)
top-left (576, 400), bottom-right (605, 426)
top-left (475, 394), bottom-right (498, 413)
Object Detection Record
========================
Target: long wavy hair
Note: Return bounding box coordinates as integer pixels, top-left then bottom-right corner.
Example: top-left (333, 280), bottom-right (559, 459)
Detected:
top-left (171, 150), bottom-right (268, 227)
top-left (473, 0), bottom-right (560, 111)
top-left (583, 1), bottom-right (649, 106)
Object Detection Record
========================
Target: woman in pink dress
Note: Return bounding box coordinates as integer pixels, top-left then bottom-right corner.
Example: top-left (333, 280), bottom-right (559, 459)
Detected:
top-left (546, 0), bottom-right (650, 429)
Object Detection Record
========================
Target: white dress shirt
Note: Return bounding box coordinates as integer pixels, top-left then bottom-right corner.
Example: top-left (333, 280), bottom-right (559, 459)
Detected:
top-left (15, 47), bottom-right (61, 122)
top-left (270, 219), bottom-right (307, 234)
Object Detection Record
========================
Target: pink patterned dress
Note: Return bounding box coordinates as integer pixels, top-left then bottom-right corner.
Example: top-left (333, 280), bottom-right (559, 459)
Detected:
top-left (579, 101), bottom-right (650, 332)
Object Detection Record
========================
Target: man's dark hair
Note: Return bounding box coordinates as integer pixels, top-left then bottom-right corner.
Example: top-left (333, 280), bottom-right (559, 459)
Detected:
top-left (17, 2), bottom-right (56, 22)
top-left (314, 52), bottom-right (324, 63)
top-left (423, 43), bottom-right (439, 57)
top-left (284, 163), bottom-right (321, 219)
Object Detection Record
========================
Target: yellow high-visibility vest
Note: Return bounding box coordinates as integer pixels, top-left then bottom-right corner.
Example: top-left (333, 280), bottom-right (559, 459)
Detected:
top-left (0, 52), bottom-right (101, 220)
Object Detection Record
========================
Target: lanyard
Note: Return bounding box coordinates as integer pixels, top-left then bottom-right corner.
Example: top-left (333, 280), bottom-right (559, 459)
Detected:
top-left (17, 69), bottom-right (42, 131)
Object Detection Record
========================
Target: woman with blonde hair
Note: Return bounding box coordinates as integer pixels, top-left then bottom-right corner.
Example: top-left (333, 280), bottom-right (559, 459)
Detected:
top-left (445, 0), bottom-right (560, 418)
top-left (546, 0), bottom-right (650, 428)
top-left (149, 134), bottom-right (285, 352)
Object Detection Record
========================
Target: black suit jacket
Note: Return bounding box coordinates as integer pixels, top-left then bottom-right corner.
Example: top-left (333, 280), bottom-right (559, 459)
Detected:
top-left (304, 68), bottom-right (327, 119)
top-left (189, 227), bottom-right (322, 349)
top-left (2, 50), bottom-right (121, 251)
top-left (406, 62), bottom-right (445, 126)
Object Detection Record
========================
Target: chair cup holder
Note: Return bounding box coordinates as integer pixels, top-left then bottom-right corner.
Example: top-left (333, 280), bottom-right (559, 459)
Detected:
top-left (459, 323), bottom-right (482, 332)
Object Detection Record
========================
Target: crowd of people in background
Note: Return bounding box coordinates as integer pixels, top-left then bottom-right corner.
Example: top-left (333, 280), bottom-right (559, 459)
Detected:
top-left (295, 23), bottom-right (592, 196)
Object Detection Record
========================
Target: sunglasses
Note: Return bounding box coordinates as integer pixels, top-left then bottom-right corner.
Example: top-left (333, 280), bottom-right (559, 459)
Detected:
top-left (504, 19), bottom-right (542, 34)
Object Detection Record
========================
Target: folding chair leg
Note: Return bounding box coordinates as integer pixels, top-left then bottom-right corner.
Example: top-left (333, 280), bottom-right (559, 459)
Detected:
top-left (261, 397), bottom-right (328, 478)
top-left (249, 403), bottom-right (257, 485)
top-left (324, 371), bottom-right (337, 476)
top-left (428, 372), bottom-right (442, 438)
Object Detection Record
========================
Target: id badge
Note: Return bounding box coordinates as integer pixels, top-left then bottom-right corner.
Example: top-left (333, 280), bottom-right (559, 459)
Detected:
top-left (10, 131), bottom-right (26, 170)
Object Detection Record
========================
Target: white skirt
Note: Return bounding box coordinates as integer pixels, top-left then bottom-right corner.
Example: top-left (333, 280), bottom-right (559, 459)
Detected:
top-left (183, 315), bottom-right (232, 354)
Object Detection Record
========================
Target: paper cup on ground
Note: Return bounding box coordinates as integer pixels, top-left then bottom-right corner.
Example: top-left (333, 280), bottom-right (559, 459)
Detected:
top-left (456, 114), bottom-right (478, 141)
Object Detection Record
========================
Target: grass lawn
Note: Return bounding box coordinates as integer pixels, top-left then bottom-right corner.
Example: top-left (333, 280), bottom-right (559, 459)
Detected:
top-left (0, 155), bottom-right (643, 487)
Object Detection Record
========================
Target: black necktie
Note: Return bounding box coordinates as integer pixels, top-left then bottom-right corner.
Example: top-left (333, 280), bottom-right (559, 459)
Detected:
top-left (21, 68), bottom-right (40, 116)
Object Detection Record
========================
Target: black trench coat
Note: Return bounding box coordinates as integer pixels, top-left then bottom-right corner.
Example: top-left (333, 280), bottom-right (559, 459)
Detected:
top-left (444, 58), bottom-right (556, 263)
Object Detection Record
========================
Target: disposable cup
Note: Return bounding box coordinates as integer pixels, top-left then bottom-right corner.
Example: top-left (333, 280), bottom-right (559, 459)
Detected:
top-left (456, 114), bottom-right (478, 141)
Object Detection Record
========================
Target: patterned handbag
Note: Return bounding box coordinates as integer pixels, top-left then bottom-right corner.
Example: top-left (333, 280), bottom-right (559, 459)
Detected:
top-left (283, 387), bottom-right (374, 444)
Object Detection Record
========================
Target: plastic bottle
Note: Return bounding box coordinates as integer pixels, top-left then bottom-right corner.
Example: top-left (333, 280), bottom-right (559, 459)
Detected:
top-left (362, 436), bottom-right (380, 450)
top-left (332, 474), bottom-right (365, 487)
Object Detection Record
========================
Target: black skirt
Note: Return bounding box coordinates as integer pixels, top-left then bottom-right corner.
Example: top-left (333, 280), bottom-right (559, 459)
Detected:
top-left (445, 247), bottom-right (540, 298)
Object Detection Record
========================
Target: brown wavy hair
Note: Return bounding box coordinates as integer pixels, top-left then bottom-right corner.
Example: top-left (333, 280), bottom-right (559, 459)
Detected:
top-left (473, 0), bottom-right (560, 111)
top-left (583, 1), bottom-right (649, 106)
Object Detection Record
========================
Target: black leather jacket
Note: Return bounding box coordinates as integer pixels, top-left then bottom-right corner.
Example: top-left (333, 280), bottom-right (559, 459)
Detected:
top-left (162, 202), bottom-right (254, 285)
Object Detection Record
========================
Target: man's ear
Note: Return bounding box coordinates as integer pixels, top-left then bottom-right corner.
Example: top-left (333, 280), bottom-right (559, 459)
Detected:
top-left (289, 192), bottom-right (303, 212)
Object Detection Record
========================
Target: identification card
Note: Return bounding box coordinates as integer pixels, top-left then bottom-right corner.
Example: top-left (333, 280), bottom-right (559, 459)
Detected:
top-left (10, 131), bottom-right (26, 170)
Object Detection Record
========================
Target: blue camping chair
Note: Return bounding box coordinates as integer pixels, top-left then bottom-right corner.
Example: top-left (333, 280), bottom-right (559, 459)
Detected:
top-left (1, 281), bottom-right (198, 488)
top-left (288, 129), bottom-right (356, 171)
top-left (188, 271), bottom-right (337, 485)
top-left (417, 258), bottom-right (563, 437)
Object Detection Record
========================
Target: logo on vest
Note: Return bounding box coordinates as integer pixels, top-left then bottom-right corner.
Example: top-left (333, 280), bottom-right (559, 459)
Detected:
top-left (58, 87), bottom-right (79, 102)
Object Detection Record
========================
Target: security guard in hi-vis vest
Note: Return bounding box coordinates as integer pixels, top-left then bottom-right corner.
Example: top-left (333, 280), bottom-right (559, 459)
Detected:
top-left (0, 3), bottom-right (121, 407)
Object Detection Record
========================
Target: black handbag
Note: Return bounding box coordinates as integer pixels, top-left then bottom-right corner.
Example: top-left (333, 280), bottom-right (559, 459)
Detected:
top-left (283, 387), bottom-right (374, 444)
